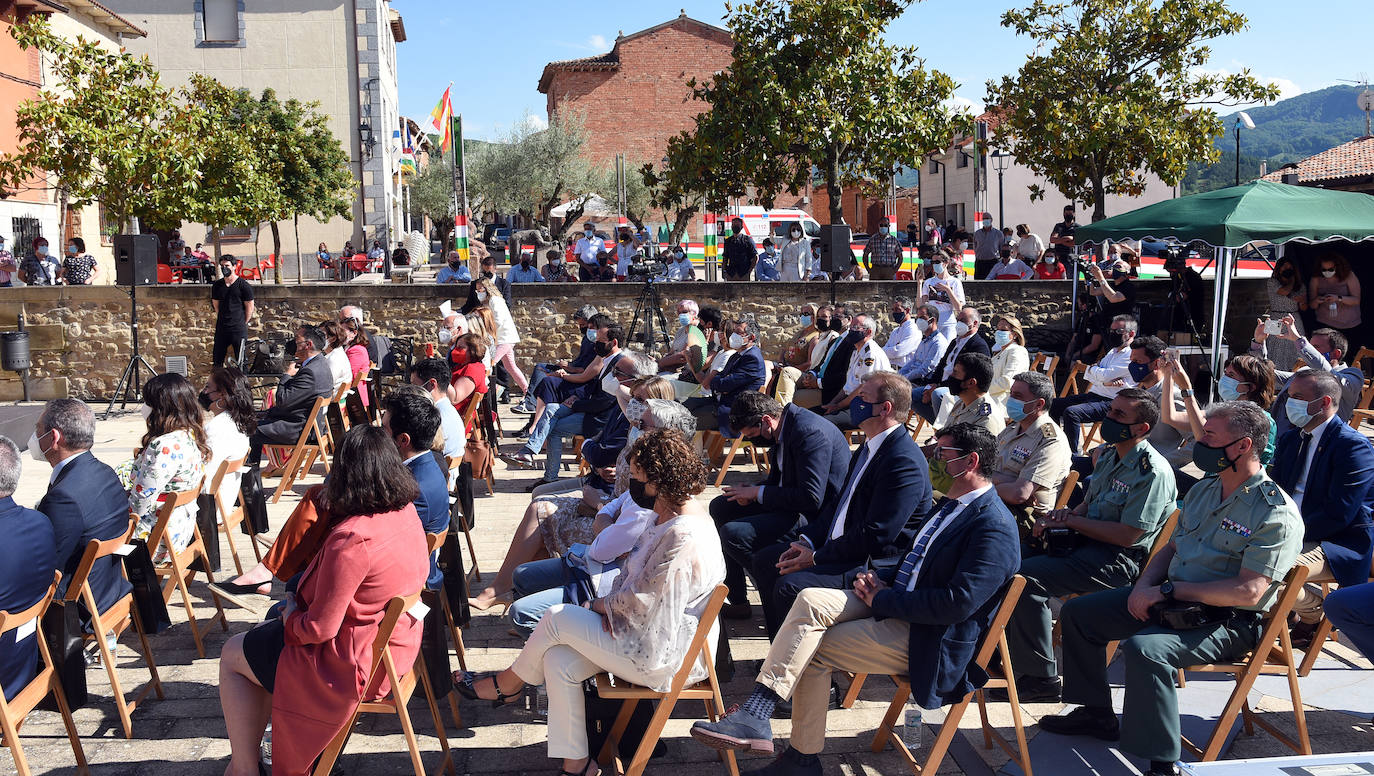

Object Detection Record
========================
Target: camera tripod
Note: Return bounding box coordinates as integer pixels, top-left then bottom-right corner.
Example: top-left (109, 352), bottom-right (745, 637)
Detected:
top-left (626, 278), bottom-right (671, 356)
top-left (104, 282), bottom-right (157, 419)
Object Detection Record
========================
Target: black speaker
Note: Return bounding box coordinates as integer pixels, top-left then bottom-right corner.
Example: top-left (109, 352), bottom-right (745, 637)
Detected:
top-left (113, 234), bottom-right (159, 286)
top-left (817, 224), bottom-right (853, 274)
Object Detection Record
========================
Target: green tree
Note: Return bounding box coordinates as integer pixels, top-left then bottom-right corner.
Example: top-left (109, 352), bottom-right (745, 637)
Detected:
top-left (985, 0), bottom-right (1279, 221)
top-left (639, 139), bottom-right (706, 245)
top-left (667, 0), bottom-right (967, 223)
top-left (0, 16), bottom-right (205, 233)
top-left (468, 112), bottom-right (599, 244)
top-left (409, 156), bottom-right (458, 251)
top-left (178, 75), bottom-right (283, 259)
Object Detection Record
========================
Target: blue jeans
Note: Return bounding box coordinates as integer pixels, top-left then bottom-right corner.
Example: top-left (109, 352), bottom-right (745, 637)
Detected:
top-left (510, 557), bottom-right (567, 636)
top-left (522, 406), bottom-right (585, 480)
top-left (521, 364), bottom-right (553, 409)
top-left (1326, 583), bottom-right (1374, 662)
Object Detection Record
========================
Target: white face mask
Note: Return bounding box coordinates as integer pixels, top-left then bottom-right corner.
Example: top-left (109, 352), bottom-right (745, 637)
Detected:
top-left (933, 263), bottom-right (947, 276)
top-left (601, 372), bottom-right (621, 396)
top-left (438, 327), bottom-right (454, 345)
top-left (476, 291), bottom-right (489, 302)
top-left (139, 404), bottom-right (153, 421)
top-left (728, 332), bottom-right (746, 349)
top-left (1322, 270), bottom-right (1336, 278)
top-left (586, 329), bottom-right (598, 343)
top-left (790, 230), bottom-right (801, 239)
top-left (27, 430), bottom-right (50, 462)
top-left (915, 317), bottom-right (930, 333)
top-left (955, 321), bottom-right (971, 338)
top-left (36, 245), bottom-right (48, 256)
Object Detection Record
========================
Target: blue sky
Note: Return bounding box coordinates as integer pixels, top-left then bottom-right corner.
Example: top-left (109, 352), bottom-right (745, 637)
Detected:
top-left (397, 0), bottom-right (1369, 141)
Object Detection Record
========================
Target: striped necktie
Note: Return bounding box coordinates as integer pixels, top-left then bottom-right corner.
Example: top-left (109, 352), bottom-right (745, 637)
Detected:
top-left (892, 498), bottom-right (961, 590)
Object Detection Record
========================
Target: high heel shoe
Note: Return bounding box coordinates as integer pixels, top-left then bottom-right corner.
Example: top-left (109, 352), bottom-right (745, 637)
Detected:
top-left (453, 670), bottom-right (523, 708)
top-left (467, 591), bottom-right (514, 614)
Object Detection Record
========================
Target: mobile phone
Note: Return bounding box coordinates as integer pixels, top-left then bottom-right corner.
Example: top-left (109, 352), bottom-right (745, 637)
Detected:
top-left (1264, 320), bottom-right (1283, 335)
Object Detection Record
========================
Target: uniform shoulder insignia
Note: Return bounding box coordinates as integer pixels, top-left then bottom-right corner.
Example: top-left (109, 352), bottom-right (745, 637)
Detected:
top-left (862, 358), bottom-right (875, 366)
top-left (1259, 481), bottom-right (1285, 506)
top-left (979, 402), bottom-right (992, 417)
top-left (1040, 422), bottom-right (1057, 437)
top-left (1140, 455), bottom-right (1151, 472)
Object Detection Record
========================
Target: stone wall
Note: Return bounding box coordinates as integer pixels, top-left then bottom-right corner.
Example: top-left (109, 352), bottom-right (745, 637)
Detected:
top-left (0, 277), bottom-right (1265, 400)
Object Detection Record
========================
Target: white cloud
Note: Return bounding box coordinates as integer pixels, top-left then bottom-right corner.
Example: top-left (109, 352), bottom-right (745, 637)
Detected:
top-left (944, 94), bottom-right (981, 115)
top-left (520, 113), bottom-right (549, 132)
top-left (587, 34), bottom-right (608, 51)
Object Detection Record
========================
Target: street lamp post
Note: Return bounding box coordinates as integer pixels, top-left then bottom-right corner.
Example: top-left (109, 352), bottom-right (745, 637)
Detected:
top-left (929, 157), bottom-right (946, 229)
top-left (1234, 112), bottom-right (1255, 187)
top-left (991, 149), bottom-right (1012, 231)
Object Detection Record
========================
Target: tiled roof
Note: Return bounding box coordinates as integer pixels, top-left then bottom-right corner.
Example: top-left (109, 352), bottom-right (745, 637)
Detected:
top-left (538, 13), bottom-right (730, 93)
top-left (1261, 136), bottom-right (1374, 184)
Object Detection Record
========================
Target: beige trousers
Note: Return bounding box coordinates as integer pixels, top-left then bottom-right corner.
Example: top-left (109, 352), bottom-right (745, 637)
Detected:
top-left (774, 366), bottom-right (822, 408)
top-left (756, 588), bottom-right (872, 700)
top-left (1292, 542), bottom-right (1338, 624)
top-left (790, 614), bottom-right (911, 754)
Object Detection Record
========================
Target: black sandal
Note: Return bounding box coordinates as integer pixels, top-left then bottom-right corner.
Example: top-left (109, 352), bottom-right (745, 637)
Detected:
top-left (452, 670), bottom-right (522, 708)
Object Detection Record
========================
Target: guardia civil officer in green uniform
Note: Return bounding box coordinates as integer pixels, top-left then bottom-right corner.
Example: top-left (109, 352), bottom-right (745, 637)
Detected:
top-left (1040, 401), bottom-right (1302, 776)
top-left (997, 388), bottom-right (1176, 703)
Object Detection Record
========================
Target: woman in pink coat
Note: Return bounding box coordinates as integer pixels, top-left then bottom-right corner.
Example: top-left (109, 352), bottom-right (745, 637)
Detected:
top-left (217, 425), bottom-right (429, 775)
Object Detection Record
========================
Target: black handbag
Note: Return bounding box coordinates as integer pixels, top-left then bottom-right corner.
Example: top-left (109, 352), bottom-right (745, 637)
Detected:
top-left (583, 680), bottom-right (665, 766)
top-left (419, 590), bottom-right (453, 698)
top-left (454, 461), bottom-right (476, 531)
top-left (239, 465), bottom-right (270, 536)
top-left (189, 493), bottom-right (220, 573)
top-left (437, 531), bottom-right (470, 628)
top-left (121, 540), bottom-right (173, 635)
top-left (37, 599), bottom-right (88, 711)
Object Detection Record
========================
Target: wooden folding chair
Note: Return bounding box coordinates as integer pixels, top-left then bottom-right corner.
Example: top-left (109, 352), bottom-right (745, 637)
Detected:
top-left (64, 537), bottom-right (164, 738)
top-left (207, 456), bottom-right (259, 576)
top-left (864, 575), bottom-right (1033, 776)
top-left (264, 395), bottom-right (332, 503)
top-left (593, 585), bottom-right (739, 776)
top-left (1346, 379), bottom-right (1374, 429)
top-left (146, 484), bottom-right (229, 658)
top-left (1053, 470), bottom-right (1080, 510)
top-left (311, 592), bottom-right (455, 776)
top-left (1039, 355), bottom-right (1060, 393)
top-left (425, 531), bottom-right (466, 730)
top-left (712, 435), bottom-right (770, 489)
top-left (460, 392), bottom-right (495, 496)
top-left (0, 571), bottom-right (90, 776)
top-left (1179, 565), bottom-right (1312, 761)
top-left (1059, 362), bottom-right (1087, 398)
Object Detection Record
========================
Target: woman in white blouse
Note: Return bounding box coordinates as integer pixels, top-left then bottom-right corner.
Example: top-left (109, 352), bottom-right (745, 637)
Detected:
top-left (989, 315), bottom-right (1031, 408)
top-left (454, 430), bottom-right (725, 776)
top-left (320, 320), bottom-right (352, 391)
top-left (201, 366), bottom-right (253, 510)
top-left (476, 276), bottom-right (530, 397)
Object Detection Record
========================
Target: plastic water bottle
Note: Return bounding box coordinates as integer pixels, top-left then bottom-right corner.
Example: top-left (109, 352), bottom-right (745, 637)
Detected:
top-left (901, 704), bottom-right (922, 751)
top-left (260, 723), bottom-right (273, 766)
top-left (535, 685), bottom-right (548, 720)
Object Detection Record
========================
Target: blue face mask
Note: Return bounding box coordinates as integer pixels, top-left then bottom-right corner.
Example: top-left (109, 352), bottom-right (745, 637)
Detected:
top-left (849, 396), bottom-right (880, 425)
top-left (1285, 396), bottom-right (1320, 428)
top-left (994, 330), bottom-right (1011, 348)
top-left (678, 313), bottom-right (693, 327)
top-left (800, 315), bottom-right (813, 327)
top-left (1006, 398), bottom-right (1032, 422)
top-left (586, 329), bottom-right (598, 343)
top-left (1217, 375), bottom-right (1243, 401)
top-left (1127, 361), bottom-right (1151, 382)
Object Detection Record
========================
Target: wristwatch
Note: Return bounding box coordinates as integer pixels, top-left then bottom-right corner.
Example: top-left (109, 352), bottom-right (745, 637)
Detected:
top-left (1178, 389), bottom-right (1192, 399)
top-left (1160, 580), bottom-right (1176, 601)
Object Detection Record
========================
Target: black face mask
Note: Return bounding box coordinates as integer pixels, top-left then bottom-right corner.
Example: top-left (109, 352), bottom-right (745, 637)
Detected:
top-left (481, 270), bottom-right (494, 279)
top-left (449, 261), bottom-right (462, 269)
top-left (520, 260), bottom-right (530, 268)
top-left (221, 265), bottom-right (234, 278)
top-left (594, 341), bottom-right (613, 357)
top-left (1107, 330), bottom-right (1128, 347)
top-left (942, 376), bottom-right (966, 392)
top-left (830, 319), bottom-right (847, 333)
top-left (816, 319), bottom-right (831, 330)
top-left (197, 391), bottom-right (213, 411)
top-left (627, 478), bottom-right (656, 510)
top-left (843, 330), bottom-right (865, 345)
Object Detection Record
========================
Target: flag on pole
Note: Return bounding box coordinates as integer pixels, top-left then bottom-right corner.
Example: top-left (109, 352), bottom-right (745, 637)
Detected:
top-left (703, 213), bottom-right (718, 261)
top-left (426, 85), bottom-right (454, 154)
top-left (400, 121), bottom-right (416, 177)
top-left (454, 213), bottom-right (471, 265)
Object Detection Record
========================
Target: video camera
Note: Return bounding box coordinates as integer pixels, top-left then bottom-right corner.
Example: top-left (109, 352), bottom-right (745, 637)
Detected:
top-left (626, 253), bottom-right (667, 279)
top-left (1159, 245), bottom-right (1188, 273)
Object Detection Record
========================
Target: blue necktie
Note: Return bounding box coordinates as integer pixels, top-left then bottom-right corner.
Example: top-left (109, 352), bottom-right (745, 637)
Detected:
top-left (893, 499), bottom-right (960, 590)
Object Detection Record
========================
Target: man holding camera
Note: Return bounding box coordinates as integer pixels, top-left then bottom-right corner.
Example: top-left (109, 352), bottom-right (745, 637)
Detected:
top-left (999, 388), bottom-right (1176, 703)
top-left (1088, 259), bottom-right (1138, 321)
top-left (1041, 401), bottom-right (1301, 776)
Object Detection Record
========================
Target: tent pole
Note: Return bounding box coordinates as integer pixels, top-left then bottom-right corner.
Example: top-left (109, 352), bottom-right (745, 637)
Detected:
top-left (1209, 247), bottom-right (1232, 401)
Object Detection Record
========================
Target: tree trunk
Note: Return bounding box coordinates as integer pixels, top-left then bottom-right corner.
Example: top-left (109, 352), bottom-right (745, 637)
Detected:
top-left (211, 227), bottom-right (222, 259)
top-left (824, 145), bottom-right (844, 224)
top-left (671, 205), bottom-right (699, 245)
top-left (293, 214), bottom-right (303, 285)
top-left (269, 221), bottom-right (283, 284)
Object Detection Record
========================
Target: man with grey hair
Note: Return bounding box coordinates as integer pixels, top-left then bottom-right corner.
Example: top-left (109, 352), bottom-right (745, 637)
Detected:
top-left (819, 314), bottom-right (892, 429)
top-left (882, 296), bottom-right (921, 371)
top-left (690, 316), bottom-right (767, 436)
top-left (0, 433), bottom-right (59, 701)
top-left (991, 371), bottom-right (1071, 533)
top-left (898, 303), bottom-right (950, 383)
top-left (33, 399), bottom-right (133, 613)
top-left (1043, 401), bottom-right (1301, 776)
top-left (512, 304), bottom-right (602, 416)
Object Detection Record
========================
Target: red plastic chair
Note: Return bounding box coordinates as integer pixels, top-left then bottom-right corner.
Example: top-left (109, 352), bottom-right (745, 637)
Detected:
top-left (237, 254), bottom-right (274, 281)
top-left (156, 264), bottom-right (183, 284)
top-left (895, 270), bottom-right (913, 280)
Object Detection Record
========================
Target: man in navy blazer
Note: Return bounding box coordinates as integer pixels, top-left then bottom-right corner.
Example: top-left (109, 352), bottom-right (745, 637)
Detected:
top-left (32, 399), bottom-right (132, 616)
top-left (382, 389), bottom-right (451, 589)
top-left (0, 436), bottom-right (59, 702)
top-left (751, 371), bottom-right (933, 637)
top-left (710, 394), bottom-right (851, 618)
top-left (691, 423), bottom-right (1019, 772)
top-left (700, 317), bottom-right (767, 436)
top-left (247, 325), bottom-right (333, 466)
top-left (1270, 370), bottom-right (1374, 638)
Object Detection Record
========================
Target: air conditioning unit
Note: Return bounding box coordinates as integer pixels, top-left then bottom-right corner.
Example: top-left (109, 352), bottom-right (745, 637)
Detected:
top-left (164, 356), bottom-right (188, 378)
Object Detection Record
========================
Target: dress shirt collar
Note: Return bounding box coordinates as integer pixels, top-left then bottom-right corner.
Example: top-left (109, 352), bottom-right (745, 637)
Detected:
top-left (949, 483), bottom-right (993, 509)
top-left (862, 423), bottom-right (902, 456)
top-left (50, 451), bottom-right (83, 485)
top-left (403, 450), bottom-right (429, 466)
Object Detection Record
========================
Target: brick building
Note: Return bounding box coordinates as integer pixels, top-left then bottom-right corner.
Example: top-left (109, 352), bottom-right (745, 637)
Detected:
top-left (537, 13), bottom-right (733, 172)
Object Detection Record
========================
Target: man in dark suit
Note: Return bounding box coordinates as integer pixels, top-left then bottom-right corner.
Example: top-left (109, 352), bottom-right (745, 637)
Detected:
top-left (577, 353), bottom-right (657, 487)
top-left (695, 317), bottom-right (767, 436)
top-left (32, 399), bottom-right (132, 616)
top-left (0, 435), bottom-right (59, 702)
top-left (246, 325), bottom-right (333, 467)
top-left (1270, 370), bottom-right (1374, 643)
top-left (711, 393), bottom-right (851, 619)
top-left (691, 423), bottom-right (1020, 772)
top-left (751, 371), bottom-right (933, 638)
top-left (381, 387), bottom-right (451, 589)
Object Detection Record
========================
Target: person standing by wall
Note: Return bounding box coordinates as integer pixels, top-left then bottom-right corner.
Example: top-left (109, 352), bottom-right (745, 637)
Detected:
top-left (211, 255), bottom-right (255, 367)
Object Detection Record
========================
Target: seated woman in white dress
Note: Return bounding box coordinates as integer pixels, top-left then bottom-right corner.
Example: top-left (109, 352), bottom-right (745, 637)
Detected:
top-left (201, 366), bottom-right (254, 510)
top-left (454, 429), bottom-right (725, 776)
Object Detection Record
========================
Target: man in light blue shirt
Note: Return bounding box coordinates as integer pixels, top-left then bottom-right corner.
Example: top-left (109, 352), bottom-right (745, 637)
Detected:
top-left (898, 304), bottom-right (950, 383)
top-left (507, 254), bottom-right (544, 283)
top-left (436, 251), bottom-right (472, 284)
top-left (410, 357), bottom-right (465, 459)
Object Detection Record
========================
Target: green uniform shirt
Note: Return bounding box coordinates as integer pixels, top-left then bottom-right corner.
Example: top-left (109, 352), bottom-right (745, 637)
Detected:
top-left (994, 418), bottom-right (1072, 515)
top-left (1083, 440), bottom-right (1178, 550)
top-left (1170, 471), bottom-right (1304, 612)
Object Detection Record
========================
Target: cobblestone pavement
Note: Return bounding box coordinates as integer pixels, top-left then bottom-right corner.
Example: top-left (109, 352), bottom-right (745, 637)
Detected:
top-left (2, 402), bottom-right (1372, 775)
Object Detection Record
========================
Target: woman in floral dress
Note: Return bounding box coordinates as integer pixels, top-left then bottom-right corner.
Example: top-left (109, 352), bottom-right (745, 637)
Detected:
top-left (123, 373), bottom-right (210, 561)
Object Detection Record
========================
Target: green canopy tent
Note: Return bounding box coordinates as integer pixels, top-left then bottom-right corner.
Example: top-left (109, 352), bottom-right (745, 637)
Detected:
top-left (1076, 180), bottom-right (1374, 385)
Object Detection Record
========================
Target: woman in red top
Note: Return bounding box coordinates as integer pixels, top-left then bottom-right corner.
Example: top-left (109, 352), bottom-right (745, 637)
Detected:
top-left (1034, 249), bottom-right (1067, 280)
top-left (340, 316), bottom-right (372, 408)
top-left (449, 332), bottom-right (489, 430)
top-left (217, 425), bottom-right (429, 776)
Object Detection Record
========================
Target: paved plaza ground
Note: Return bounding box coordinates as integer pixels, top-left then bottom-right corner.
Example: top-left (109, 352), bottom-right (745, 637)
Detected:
top-left (3, 402), bottom-right (1373, 776)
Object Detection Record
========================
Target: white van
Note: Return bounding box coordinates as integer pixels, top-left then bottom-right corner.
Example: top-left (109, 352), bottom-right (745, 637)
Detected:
top-left (727, 206), bottom-right (823, 248)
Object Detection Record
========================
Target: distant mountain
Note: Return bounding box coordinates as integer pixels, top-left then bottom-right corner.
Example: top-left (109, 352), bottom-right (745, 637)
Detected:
top-left (1184, 84), bottom-right (1372, 194)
